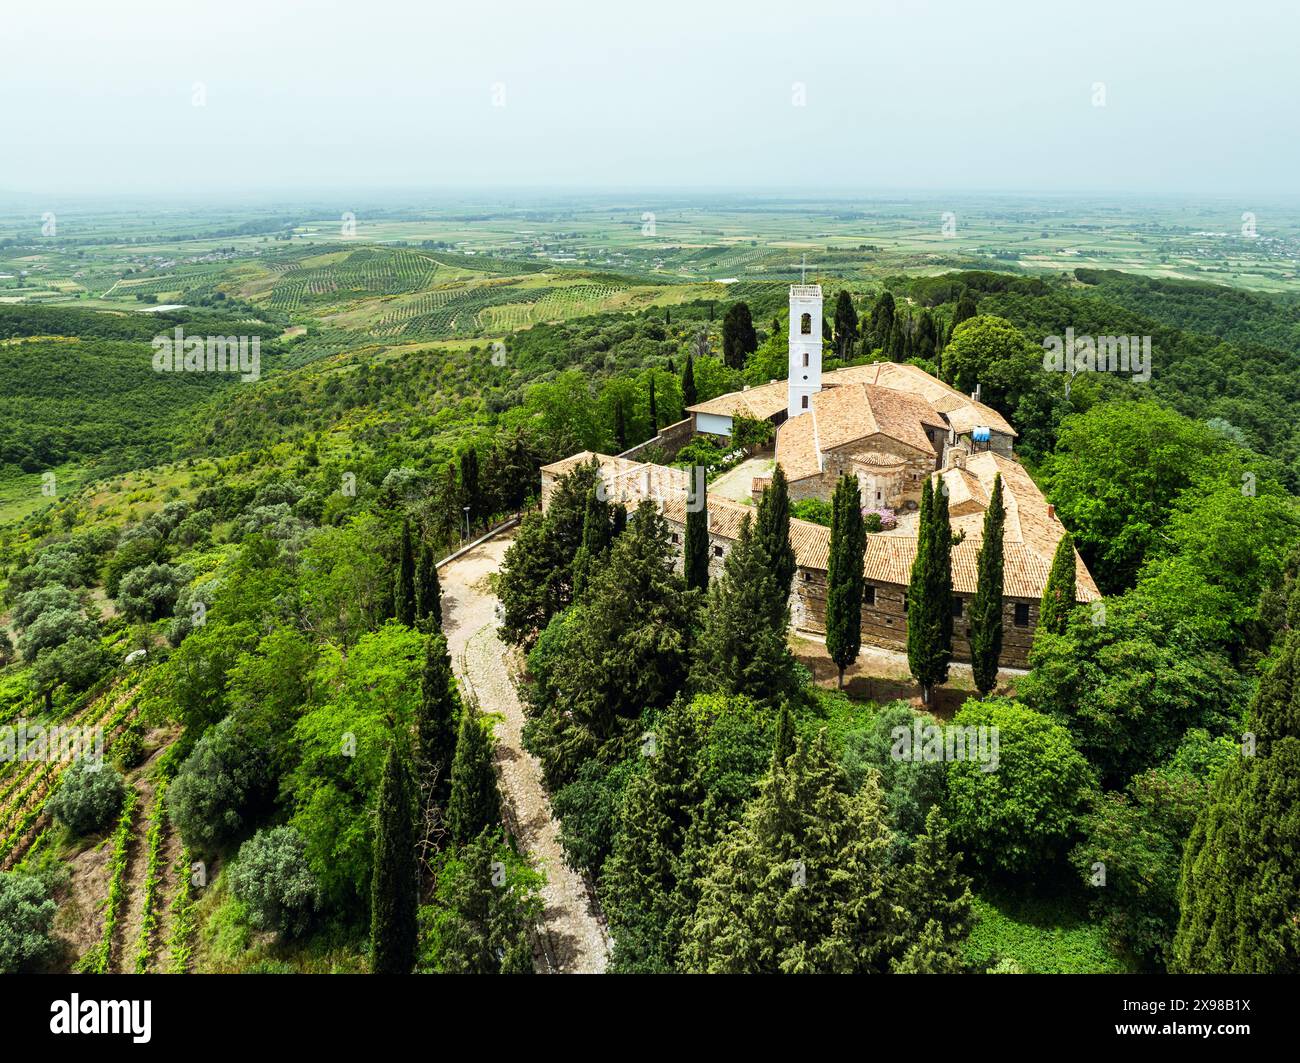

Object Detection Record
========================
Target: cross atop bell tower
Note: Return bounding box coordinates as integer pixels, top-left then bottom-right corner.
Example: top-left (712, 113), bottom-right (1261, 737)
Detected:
top-left (787, 280), bottom-right (823, 419)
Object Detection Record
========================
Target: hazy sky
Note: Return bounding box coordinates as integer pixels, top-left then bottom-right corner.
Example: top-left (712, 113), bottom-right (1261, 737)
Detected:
top-left (3, 0), bottom-right (1297, 198)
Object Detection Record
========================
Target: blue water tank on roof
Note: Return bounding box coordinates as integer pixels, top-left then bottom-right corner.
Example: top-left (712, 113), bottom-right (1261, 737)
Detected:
top-left (972, 426), bottom-right (991, 443)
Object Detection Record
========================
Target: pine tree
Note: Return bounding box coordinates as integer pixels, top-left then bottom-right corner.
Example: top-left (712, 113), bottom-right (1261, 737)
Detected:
top-left (446, 708), bottom-right (502, 846)
top-left (602, 700), bottom-right (706, 971)
top-left (682, 732), bottom-right (901, 973)
top-left (395, 520), bottom-right (416, 627)
top-left (370, 743), bottom-right (419, 974)
top-left (1173, 603), bottom-right (1300, 973)
top-left (832, 290), bottom-right (858, 359)
top-left (681, 352), bottom-right (698, 411)
top-left (415, 539), bottom-right (441, 630)
top-left (416, 631), bottom-right (460, 808)
top-left (891, 805), bottom-right (973, 972)
top-left (968, 473), bottom-right (1005, 695)
top-left (428, 828), bottom-right (539, 974)
top-left (690, 515), bottom-right (799, 704)
top-left (907, 479), bottom-right (953, 706)
top-left (684, 471), bottom-right (710, 592)
top-left (755, 463), bottom-right (796, 615)
top-left (1038, 531), bottom-right (1078, 636)
top-left (825, 474), bottom-right (865, 689)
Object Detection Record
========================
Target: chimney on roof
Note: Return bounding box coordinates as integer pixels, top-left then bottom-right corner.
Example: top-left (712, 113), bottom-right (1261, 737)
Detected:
top-left (1047, 504), bottom-right (1056, 520)
top-left (971, 383), bottom-right (981, 401)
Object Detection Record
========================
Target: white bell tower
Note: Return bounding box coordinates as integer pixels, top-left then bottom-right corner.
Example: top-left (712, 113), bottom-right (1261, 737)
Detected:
top-left (788, 282), bottom-right (823, 418)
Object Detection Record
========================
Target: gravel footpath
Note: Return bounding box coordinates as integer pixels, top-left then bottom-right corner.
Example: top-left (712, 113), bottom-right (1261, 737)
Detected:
top-left (439, 535), bottom-right (610, 974)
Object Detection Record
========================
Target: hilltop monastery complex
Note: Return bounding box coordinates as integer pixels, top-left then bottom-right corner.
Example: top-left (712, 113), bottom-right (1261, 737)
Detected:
top-left (540, 283), bottom-right (1098, 669)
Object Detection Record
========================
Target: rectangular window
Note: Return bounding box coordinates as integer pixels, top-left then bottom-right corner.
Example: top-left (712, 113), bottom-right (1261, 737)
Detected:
top-left (712, 545), bottom-right (724, 558)
top-left (802, 352), bottom-right (809, 367)
top-left (801, 395), bottom-right (809, 409)
top-left (863, 585), bottom-right (875, 607)
top-left (670, 533), bottom-right (680, 545)
top-left (1014, 602), bottom-right (1030, 627)
top-left (952, 597), bottom-right (964, 618)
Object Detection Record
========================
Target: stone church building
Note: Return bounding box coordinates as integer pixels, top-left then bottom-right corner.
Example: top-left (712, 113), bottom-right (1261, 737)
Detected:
top-left (539, 282), bottom-right (1098, 670)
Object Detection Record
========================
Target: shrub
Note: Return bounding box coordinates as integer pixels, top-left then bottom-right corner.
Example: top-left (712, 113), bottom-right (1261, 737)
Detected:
top-left (167, 713), bottom-right (276, 852)
top-left (228, 826), bottom-right (321, 938)
top-left (0, 873), bottom-right (57, 973)
top-left (113, 721), bottom-right (147, 771)
top-left (944, 698), bottom-right (1097, 877)
top-left (48, 760), bottom-right (126, 836)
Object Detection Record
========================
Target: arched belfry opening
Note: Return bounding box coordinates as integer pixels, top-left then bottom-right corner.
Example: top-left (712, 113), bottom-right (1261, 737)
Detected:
top-left (800, 312), bottom-right (812, 335)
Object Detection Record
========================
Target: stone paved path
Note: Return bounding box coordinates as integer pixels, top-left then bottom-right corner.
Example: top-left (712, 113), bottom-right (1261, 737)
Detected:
top-left (439, 535), bottom-right (610, 974)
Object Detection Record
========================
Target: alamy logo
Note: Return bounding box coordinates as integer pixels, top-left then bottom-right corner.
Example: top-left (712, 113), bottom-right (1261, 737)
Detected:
top-left (1042, 327), bottom-right (1150, 382)
top-left (152, 327), bottom-right (260, 382)
top-left (1, 721), bottom-right (103, 765)
top-left (891, 719), bottom-right (999, 772)
top-left (50, 995), bottom-right (151, 1043)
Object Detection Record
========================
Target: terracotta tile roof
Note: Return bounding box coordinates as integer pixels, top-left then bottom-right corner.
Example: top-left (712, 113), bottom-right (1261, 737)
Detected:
top-left (687, 378), bottom-right (789, 420)
top-left (774, 406), bottom-right (822, 482)
top-left (828, 361), bottom-right (1017, 438)
top-left (662, 494), bottom-right (831, 570)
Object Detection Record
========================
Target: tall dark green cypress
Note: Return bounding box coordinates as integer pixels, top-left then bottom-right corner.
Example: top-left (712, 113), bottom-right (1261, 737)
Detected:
top-left (681, 353), bottom-right (698, 412)
top-left (415, 539), bottom-right (441, 630)
top-left (417, 631), bottom-right (460, 808)
top-left (446, 707), bottom-right (502, 846)
top-left (826, 474), bottom-right (865, 689)
top-left (1038, 531), bottom-right (1079, 637)
top-left (395, 520), bottom-right (416, 627)
top-left (968, 474), bottom-right (1005, 696)
top-left (756, 463), bottom-right (796, 614)
top-left (772, 703), bottom-right (796, 770)
top-left (907, 479), bottom-right (953, 706)
top-left (460, 448), bottom-right (480, 528)
top-left (833, 290), bottom-right (858, 358)
top-left (572, 483), bottom-right (612, 599)
top-left (613, 399), bottom-right (628, 452)
top-left (684, 470), bottom-right (710, 592)
top-left (870, 290), bottom-right (896, 351)
top-left (648, 374), bottom-right (658, 432)
top-left (370, 743), bottom-right (419, 974)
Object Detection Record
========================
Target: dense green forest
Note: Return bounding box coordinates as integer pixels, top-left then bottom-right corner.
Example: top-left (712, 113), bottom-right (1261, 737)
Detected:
top-left (1, 265), bottom-right (1297, 975)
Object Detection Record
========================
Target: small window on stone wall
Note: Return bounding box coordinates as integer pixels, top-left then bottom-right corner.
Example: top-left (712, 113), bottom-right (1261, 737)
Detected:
top-left (864, 585), bottom-right (876, 606)
top-left (713, 545), bottom-right (724, 558)
top-left (1014, 602), bottom-right (1030, 627)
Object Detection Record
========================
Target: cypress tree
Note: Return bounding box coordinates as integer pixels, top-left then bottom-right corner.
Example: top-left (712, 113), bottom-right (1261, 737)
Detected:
top-left (611, 502), bottom-right (628, 538)
top-left (459, 448), bottom-right (480, 527)
top-left (969, 473), bottom-right (1005, 696)
top-left (1038, 530), bottom-right (1078, 637)
top-left (772, 703), bottom-right (796, 770)
top-left (370, 744), bottom-right (419, 974)
top-left (870, 290), bottom-right (896, 351)
top-left (572, 484), bottom-right (611, 599)
top-left (722, 301), bottom-right (757, 369)
top-left (833, 290), bottom-right (858, 358)
top-left (395, 520), bottom-right (416, 627)
top-left (417, 631), bottom-right (460, 808)
top-left (648, 374), bottom-right (658, 432)
top-left (415, 539), bottom-right (441, 630)
top-left (825, 474), bottom-right (865, 689)
top-left (755, 463), bottom-right (796, 613)
top-left (613, 399), bottom-right (628, 452)
top-left (681, 352), bottom-right (698, 411)
top-left (446, 708), bottom-right (502, 846)
top-left (907, 479), bottom-right (953, 706)
top-left (684, 470), bottom-right (710, 592)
